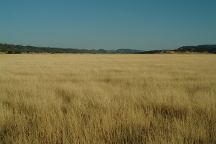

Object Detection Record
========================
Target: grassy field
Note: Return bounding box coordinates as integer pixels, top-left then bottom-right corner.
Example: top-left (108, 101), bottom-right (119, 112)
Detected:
top-left (0, 54), bottom-right (216, 144)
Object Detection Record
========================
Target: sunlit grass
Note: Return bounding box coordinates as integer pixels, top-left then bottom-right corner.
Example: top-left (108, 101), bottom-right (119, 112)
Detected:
top-left (0, 54), bottom-right (216, 143)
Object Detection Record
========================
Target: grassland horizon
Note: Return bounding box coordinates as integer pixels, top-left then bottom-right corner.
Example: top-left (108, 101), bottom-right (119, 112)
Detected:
top-left (0, 54), bottom-right (215, 144)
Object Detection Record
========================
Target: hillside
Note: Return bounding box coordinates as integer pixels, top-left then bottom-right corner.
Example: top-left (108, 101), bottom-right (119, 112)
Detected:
top-left (139, 45), bottom-right (216, 54)
top-left (0, 43), bottom-right (216, 54)
top-left (0, 43), bottom-right (142, 54)
top-left (175, 45), bottom-right (216, 53)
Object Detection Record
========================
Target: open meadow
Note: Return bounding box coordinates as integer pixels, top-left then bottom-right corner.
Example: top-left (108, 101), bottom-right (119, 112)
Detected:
top-left (0, 54), bottom-right (216, 144)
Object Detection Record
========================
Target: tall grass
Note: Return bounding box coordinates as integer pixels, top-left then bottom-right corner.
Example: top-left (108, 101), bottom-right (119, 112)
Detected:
top-left (0, 54), bottom-right (216, 144)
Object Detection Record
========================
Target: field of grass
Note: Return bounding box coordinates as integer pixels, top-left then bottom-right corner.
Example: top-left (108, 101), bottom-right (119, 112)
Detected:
top-left (0, 54), bottom-right (216, 144)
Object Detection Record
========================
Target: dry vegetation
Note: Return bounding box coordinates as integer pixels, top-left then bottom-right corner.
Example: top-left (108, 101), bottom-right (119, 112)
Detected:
top-left (0, 54), bottom-right (216, 144)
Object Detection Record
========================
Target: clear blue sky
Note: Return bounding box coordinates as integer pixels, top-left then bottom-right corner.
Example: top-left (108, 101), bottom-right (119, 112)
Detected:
top-left (0, 0), bottom-right (216, 50)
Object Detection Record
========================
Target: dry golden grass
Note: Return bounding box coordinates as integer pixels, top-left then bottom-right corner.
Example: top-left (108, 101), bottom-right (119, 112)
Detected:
top-left (0, 54), bottom-right (216, 144)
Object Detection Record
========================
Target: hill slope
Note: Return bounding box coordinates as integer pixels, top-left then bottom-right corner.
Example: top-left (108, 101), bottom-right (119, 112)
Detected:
top-left (176, 45), bottom-right (216, 53)
top-left (139, 45), bottom-right (216, 54)
top-left (0, 43), bottom-right (142, 54)
top-left (0, 43), bottom-right (216, 54)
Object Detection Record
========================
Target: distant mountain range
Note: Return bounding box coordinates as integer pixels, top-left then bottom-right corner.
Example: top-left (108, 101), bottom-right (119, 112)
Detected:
top-left (0, 43), bottom-right (215, 54)
top-left (0, 43), bottom-right (142, 54)
top-left (139, 45), bottom-right (216, 54)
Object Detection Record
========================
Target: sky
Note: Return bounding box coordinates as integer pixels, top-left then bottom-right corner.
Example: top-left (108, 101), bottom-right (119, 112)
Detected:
top-left (0, 0), bottom-right (216, 50)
